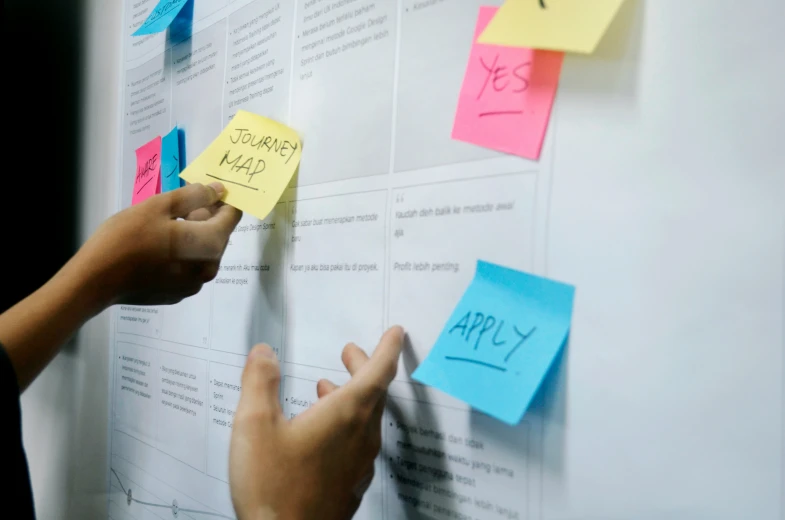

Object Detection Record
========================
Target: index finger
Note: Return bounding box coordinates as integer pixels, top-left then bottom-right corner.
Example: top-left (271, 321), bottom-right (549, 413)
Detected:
top-left (181, 202), bottom-right (242, 237)
top-left (204, 202), bottom-right (243, 234)
top-left (173, 203), bottom-right (242, 260)
top-left (164, 182), bottom-right (224, 218)
top-left (345, 326), bottom-right (404, 400)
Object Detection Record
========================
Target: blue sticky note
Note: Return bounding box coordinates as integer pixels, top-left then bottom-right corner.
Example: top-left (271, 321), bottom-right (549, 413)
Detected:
top-left (133, 0), bottom-right (190, 36)
top-left (412, 260), bottom-right (575, 425)
top-left (161, 127), bottom-right (183, 193)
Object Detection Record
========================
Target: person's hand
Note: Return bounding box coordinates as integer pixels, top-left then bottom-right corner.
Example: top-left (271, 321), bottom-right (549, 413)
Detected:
top-left (75, 182), bottom-right (241, 306)
top-left (229, 326), bottom-right (404, 520)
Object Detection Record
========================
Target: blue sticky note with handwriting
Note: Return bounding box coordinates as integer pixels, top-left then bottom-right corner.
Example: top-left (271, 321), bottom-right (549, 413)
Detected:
top-left (161, 127), bottom-right (183, 193)
top-left (412, 260), bottom-right (575, 425)
top-left (133, 0), bottom-right (190, 36)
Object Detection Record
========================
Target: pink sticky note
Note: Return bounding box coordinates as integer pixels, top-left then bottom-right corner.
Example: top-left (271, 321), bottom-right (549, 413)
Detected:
top-left (452, 7), bottom-right (564, 160)
top-left (132, 136), bottom-right (162, 205)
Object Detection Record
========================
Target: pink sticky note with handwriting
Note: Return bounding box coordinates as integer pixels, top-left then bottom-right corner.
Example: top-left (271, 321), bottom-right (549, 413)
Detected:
top-left (132, 136), bottom-right (162, 205)
top-left (452, 7), bottom-right (564, 160)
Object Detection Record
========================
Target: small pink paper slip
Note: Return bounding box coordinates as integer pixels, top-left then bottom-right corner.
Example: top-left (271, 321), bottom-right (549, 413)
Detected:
top-left (132, 136), bottom-right (162, 205)
top-left (451, 6), bottom-right (564, 160)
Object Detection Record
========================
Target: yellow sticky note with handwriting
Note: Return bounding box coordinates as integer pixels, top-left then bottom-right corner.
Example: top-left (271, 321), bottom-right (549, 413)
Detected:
top-left (179, 110), bottom-right (301, 220)
top-left (478, 0), bottom-right (626, 54)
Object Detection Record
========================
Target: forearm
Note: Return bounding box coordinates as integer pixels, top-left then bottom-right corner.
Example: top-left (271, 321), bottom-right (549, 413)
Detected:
top-left (0, 250), bottom-right (112, 390)
top-left (0, 183), bottom-right (238, 391)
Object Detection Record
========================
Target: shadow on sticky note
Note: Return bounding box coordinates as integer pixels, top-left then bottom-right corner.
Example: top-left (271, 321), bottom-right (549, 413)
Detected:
top-left (530, 48), bottom-right (565, 91)
top-left (527, 334), bottom-right (569, 427)
top-left (168, 0), bottom-right (194, 45)
top-left (177, 127), bottom-right (187, 188)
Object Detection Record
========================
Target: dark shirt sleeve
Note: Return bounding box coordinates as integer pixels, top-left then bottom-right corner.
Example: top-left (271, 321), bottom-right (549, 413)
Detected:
top-left (0, 343), bottom-right (36, 519)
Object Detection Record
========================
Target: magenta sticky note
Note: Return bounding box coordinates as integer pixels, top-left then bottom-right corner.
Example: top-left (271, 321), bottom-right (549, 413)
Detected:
top-left (452, 7), bottom-right (564, 160)
top-left (132, 136), bottom-right (162, 205)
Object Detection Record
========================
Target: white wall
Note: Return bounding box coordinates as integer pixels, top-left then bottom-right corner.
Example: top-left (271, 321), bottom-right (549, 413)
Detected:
top-left (17, 1), bottom-right (785, 519)
top-left (20, 0), bottom-right (122, 518)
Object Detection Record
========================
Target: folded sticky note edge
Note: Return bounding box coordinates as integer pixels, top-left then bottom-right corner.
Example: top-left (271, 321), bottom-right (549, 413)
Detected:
top-left (132, 0), bottom-right (190, 36)
top-left (477, 0), bottom-right (626, 54)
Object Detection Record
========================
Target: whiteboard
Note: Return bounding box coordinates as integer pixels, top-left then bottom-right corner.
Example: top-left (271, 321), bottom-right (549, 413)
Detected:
top-left (105, 0), bottom-right (785, 519)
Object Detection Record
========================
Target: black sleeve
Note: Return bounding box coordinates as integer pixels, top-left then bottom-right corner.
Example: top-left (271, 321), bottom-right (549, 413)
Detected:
top-left (0, 344), bottom-right (36, 519)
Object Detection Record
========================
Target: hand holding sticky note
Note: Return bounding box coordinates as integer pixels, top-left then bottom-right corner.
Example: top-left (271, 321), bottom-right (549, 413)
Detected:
top-left (413, 261), bottom-right (575, 425)
top-left (478, 0), bottom-right (626, 54)
top-left (452, 6), bottom-right (564, 160)
top-left (179, 110), bottom-right (302, 221)
top-left (132, 136), bottom-right (162, 205)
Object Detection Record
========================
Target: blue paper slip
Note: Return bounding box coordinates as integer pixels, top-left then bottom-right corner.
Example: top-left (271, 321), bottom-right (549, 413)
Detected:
top-left (161, 127), bottom-right (183, 193)
top-left (132, 0), bottom-right (190, 36)
top-left (412, 260), bottom-right (575, 425)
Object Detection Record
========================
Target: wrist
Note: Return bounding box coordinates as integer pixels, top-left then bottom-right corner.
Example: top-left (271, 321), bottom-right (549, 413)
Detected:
top-left (58, 244), bottom-right (123, 317)
top-left (0, 240), bottom-right (118, 390)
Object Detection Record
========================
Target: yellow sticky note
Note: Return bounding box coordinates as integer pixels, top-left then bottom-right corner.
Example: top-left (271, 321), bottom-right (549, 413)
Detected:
top-left (478, 0), bottom-right (626, 54)
top-left (179, 110), bottom-right (301, 220)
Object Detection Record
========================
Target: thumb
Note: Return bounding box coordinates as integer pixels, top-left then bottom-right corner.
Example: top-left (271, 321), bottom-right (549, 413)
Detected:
top-left (237, 344), bottom-right (282, 423)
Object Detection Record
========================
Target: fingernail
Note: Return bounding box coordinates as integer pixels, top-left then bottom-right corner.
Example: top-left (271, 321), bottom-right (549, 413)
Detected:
top-left (249, 344), bottom-right (275, 360)
top-left (208, 182), bottom-right (225, 198)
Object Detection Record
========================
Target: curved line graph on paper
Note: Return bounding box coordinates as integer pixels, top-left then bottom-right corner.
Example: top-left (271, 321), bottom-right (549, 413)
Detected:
top-left (111, 468), bottom-right (235, 519)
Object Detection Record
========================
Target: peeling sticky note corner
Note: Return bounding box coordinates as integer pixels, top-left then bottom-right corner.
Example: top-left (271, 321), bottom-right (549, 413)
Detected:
top-left (412, 261), bottom-right (575, 425)
top-left (132, 136), bottom-right (162, 206)
top-left (452, 6), bottom-right (563, 160)
top-left (133, 0), bottom-right (190, 36)
top-left (478, 0), bottom-right (626, 54)
top-left (161, 127), bottom-right (183, 193)
top-left (179, 110), bottom-right (302, 221)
